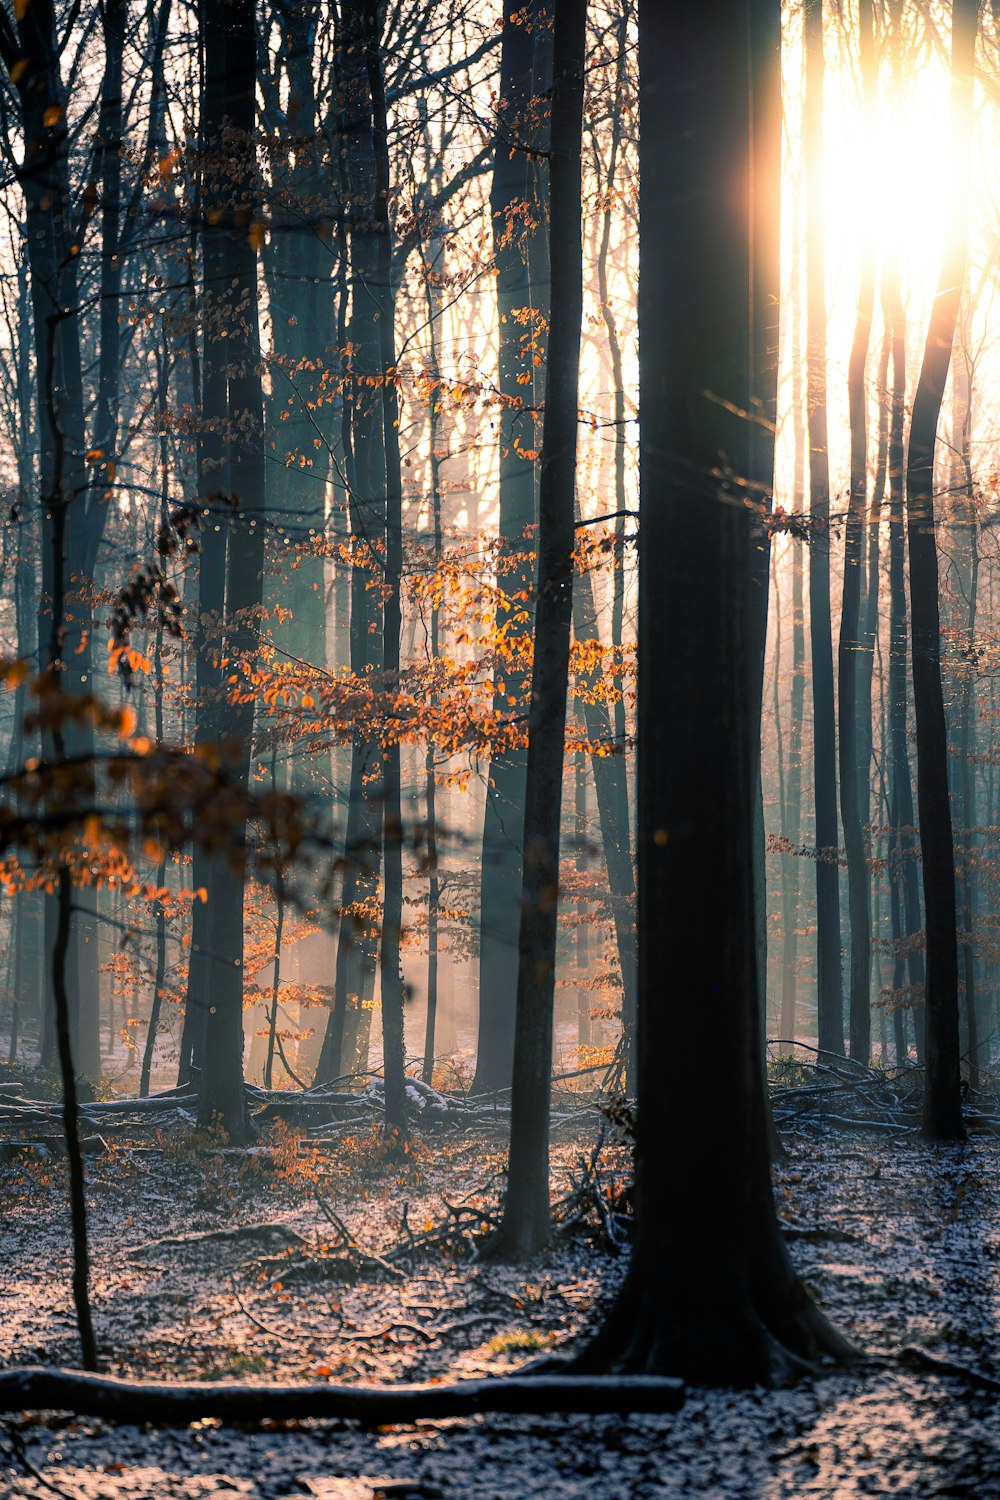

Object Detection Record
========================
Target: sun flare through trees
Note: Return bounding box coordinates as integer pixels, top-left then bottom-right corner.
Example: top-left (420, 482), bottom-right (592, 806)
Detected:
top-left (0, 1), bottom-right (997, 1495)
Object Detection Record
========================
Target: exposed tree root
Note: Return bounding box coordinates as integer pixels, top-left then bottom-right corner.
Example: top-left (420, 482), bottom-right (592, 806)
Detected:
top-left (0, 1367), bottom-right (684, 1424)
top-left (896, 1345), bottom-right (1000, 1394)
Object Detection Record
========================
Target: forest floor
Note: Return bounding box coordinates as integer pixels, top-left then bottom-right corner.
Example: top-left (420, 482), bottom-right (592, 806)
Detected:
top-left (0, 1097), bottom-right (997, 1498)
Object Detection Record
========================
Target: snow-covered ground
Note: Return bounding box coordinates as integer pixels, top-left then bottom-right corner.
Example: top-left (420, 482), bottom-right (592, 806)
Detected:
top-left (0, 1114), bottom-right (997, 1497)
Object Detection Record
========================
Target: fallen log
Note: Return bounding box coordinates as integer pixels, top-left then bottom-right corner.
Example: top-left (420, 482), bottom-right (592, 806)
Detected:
top-left (128, 1221), bottom-right (305, 1261)
top-left (0, 1367), bottom-right (685, 1423)
top-left (0, 1091), bottom-right (198, 1119)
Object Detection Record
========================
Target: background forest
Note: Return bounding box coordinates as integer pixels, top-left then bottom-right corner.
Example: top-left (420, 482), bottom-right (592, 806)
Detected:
top-left (0, 0), bottom-right (998, 1496)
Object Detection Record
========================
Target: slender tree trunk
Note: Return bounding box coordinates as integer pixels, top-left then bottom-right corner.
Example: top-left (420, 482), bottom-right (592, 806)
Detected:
top-left (139, 611), bottom-right (167, 1098)
top-left (906, 0), bottom-right (977, 1142)
top-left (572, 509), bottom-right (636, 1064)
top-left (805, 0), bottom-right (844, 1057)
top-left (314, 0), bottom-right (388, 1087)
top-left (11, 0), bottom-right (91, 1080)
top-left (486, 0), bottom-right (586, 1260)
top-left (838, 0), bottom-right (876, 1064)
top-left (883, 260), bottom-right (926, 1060)
top-left (418, 210), bottom-right (445, 1088)
top-left (594, 5), bottom-right (630, 766)
top-left (366, 0), bottom-right (408, 1138)
top-left (574, 745), bottom-right (590, 1048)
top-left (473, 0), bottom-right (550, 1094)
top-left (54, 870), bottom-right (98, 1368)
top-left (178, 19), bottom-right (221, 1089)
top-left (8, 0), bottom-right (97, 1364)
top-left (264, 897), bottom-right (284, 1094)
top-left (260, 0), bottom-right (335, 800)
top-left (950, 314), bottom-right (981, 1087)
top-left (780, 191), bottom-right (807, 1047)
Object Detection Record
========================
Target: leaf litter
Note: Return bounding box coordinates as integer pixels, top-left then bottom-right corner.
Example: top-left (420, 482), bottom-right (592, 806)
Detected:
top-left (0, 1111), bottom-right (997, 1498)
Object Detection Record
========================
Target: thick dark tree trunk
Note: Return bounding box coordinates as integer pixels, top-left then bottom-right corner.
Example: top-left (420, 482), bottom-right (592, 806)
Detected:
top-left (194, 0), bottom-right (266, 1142)
top-left (473, 0), bottom-right (550, 1094)
top-left (804, 0), bottom-right (844, 1057)
top-left (575, 0), bottom-right (852, 1384)
top-left (748, 0), bottom-right (782, 1045)
top-left (838, 0), bottom-right (876, 1065)
top-left (485, 0), bottom-right (586, 1261)
top-left (905, 0), bottom-right (976, 1142)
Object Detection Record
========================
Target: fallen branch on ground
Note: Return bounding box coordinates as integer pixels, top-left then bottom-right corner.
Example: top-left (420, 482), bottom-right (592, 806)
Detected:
top-left (128, 1222), bottom-right (304, 1261)
top-left (0, 1367), bottom-right (685, 1423)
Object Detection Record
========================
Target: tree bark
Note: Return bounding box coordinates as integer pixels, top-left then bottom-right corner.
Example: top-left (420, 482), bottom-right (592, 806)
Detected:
top-left (473, 0), bottom-right (550, 1094)
top-left (314, 0), bottom-right (388, 1087)
top-left (485, 0), bottom-right (586, 1261)
top-left (805, 0), bottom-right (844, 1057)
top-left (950, 322), bottom-right (982, 1087)
top-left (367, 0), bottom-right (408, 1139)
top-left (883, 259), bottom-right (925, 1059)
top-left (905, 0), bottom-right (976, 1142)
top-left (0, 1367), bottom-right (684, 1423)
top-left (838, 0), bottom-right (876, 1064)
top-left (779, 185), bottom-right (807, 1047)
top-left (194, 0), bottom-right (267, 1142)
top-left (574, 0), bottom-right (852, 1384)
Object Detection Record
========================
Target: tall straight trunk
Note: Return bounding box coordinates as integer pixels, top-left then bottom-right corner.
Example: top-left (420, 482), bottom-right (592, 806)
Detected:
top-left (572, 507), bottom-right (636, 1068)
top-left (9, 432), bottom-right (42, 1050)
top-left (578, 0), bottom-right (850, 1382)
top-left (805, 0), bottom-right (844, 1056)
top-left (314, 0), bottom-right (388, 1087)
top-left (486, 0), bottom-right (586, 1260)
top-left (877, 647), bottom-right (908, 1063)
top-left (779, 190), bottom-right (807, 1047)
top-left (260, 0), bottom-right (335, 794)
top-left (951, 330), bottom-right (981, 1087)
top-left (418, 201), bottom-right (445, 1088)
top-left (177, 18), bottom-right (220, 1088)
top-left (264, 756), bottom-right (286, 1094)
top-left (7, 0), bottom-right (98, 1343)
top-left (574, 745), bottom-right (590, 1048)
top-left (748, 0), bottom-right (783, 1044)
top-left (473, 0), bottom-right (550, 1094)
top-left (883, 261), bottom-right (925, 1055)
top-left (195, 0), bottom-right (266, 1141)
top-left (590, 12), bottom-right (634, 1082)
top-left (140, 381), bottom-right (170, 1099)
top-left (7, 0), bottom-right (92, 1080)
top-left (367, 2), bottom-right (408, 1138)
top-left (594, 6), bottom-right (630, 762)
top-left (905, 0), bottom-right (976, 1142)
top-left (838, 0), bottom-right (876, 1064)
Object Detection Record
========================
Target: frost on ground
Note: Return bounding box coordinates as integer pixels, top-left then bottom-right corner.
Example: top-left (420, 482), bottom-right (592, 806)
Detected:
top-left (0, 1114), bottom-right (997, 1498)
